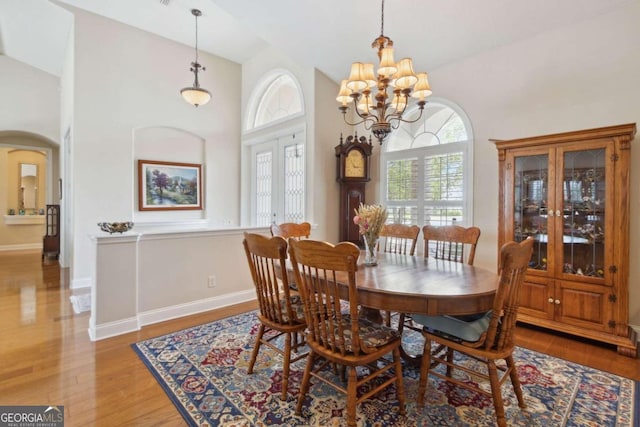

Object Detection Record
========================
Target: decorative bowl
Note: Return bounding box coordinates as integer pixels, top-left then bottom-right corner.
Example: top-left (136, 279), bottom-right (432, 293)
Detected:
top-left (98, 221), bottom-right (134, 234)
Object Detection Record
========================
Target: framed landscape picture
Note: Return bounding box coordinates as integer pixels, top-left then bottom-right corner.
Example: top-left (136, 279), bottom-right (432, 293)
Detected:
top-left (138, 160), bottom-right (202, 211)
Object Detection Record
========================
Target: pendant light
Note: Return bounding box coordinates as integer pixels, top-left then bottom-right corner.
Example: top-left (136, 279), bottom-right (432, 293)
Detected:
top-left (180, 9), bottom-right (211, 107)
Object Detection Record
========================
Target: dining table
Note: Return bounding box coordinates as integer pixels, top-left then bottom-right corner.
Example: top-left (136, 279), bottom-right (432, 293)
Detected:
top-left (357, 251), bottom-right (500, 364)
top-left (286, 250), bottom-right (500, 363)
top-left (349, 251), bottom-right (498, 315)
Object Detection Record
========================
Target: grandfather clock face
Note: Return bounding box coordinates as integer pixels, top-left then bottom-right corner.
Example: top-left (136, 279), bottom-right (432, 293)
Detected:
top-left (345, 149), bottom-right (366, 178)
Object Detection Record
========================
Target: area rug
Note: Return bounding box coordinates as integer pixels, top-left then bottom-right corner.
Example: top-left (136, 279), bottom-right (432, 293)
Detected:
top-left (132, 311), bottom-right (638, 426)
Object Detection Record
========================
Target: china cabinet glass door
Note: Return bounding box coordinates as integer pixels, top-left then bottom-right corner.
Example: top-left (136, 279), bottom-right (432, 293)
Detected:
top-left (559, 148), bottom-right (607, 279)
top-left (513, 153), bottom-right (551, 272)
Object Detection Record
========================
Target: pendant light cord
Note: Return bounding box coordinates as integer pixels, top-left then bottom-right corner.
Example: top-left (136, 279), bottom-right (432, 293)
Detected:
top-left (380, 0), bottom-right (385, 36)
top-left (194, 11), bottom-right (199, 64)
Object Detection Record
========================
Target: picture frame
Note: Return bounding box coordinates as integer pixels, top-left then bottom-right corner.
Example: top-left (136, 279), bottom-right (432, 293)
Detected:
top-left (137, 160), bottom-right (203, 211)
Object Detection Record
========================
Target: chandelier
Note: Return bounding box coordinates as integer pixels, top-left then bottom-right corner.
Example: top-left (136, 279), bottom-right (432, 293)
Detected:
top-left (180, 9), bottom-right (211, 107)
top-left (336, 0), bottom-right (432, 144)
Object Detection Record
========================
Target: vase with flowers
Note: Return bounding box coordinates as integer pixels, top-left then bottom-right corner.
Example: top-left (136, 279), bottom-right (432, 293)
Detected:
top-left (353, 203), bottom-right (387, 266)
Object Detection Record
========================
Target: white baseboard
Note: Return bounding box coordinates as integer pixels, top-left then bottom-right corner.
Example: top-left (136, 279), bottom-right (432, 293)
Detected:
top-left (138, 290), bottom-right (256, 327)
top-left (89, 316), bottom-right (140, 341)
top-left (71, 277), bottom-right (91, 290)
top-left (0, 243), bottom-right (42, 251)
top-left (88, 289), bottom-right (255, 341)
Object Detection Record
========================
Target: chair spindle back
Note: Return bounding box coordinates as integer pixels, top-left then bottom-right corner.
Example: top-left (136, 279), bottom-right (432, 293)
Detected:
top-left (423, 225), bottom-right (481, 265)
top-left (288, 239), bottom-right (368, 356)
top-left (379, 224), bottom-right (420, 256)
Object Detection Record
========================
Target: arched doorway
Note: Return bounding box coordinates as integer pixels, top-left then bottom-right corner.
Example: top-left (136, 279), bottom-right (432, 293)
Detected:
top-left (0, 131), bottom-right (61, 256)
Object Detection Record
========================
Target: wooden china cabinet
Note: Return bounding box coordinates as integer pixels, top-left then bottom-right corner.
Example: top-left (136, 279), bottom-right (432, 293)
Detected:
top-left (493, 123), bottom-right (637, 357)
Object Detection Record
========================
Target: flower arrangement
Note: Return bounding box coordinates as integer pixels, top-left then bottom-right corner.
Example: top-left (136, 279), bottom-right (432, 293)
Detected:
top-left (353, 203), bottom-right (387, 265)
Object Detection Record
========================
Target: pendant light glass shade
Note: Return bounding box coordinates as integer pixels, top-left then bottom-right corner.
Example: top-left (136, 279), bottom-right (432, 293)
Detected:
top-left (181, 86), bottom-right (211, 107)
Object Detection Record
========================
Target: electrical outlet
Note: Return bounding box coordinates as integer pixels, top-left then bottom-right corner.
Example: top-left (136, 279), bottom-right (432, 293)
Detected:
top-left (208, 275), bottom-right (216, 288)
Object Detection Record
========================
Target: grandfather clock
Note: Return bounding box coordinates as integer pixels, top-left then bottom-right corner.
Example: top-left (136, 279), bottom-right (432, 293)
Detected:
top-left (335, 134), bottom-right (373, 245)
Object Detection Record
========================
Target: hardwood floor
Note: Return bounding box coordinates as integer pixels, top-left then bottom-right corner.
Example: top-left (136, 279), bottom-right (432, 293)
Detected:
top-left (1, 249), bottom-right (638, 426)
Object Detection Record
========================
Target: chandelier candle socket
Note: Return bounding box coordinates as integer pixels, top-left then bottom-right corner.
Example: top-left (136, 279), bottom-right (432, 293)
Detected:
top-left (353, 203), bottom-right (388, 265)
top-left (336, 0), bottom-right (432, 144)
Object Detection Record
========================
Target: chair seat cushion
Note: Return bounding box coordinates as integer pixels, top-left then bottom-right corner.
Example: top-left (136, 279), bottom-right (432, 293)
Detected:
top-left (327, 315), bottom-right (401, 352)
top-left (411, 311), bottom-right (492, 342)
top-left (278, 294), bottom-right (305, 323)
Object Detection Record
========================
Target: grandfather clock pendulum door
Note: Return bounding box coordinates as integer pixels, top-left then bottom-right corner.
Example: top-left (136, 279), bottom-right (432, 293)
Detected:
top-left (335, 134), bottom-right (373, 246)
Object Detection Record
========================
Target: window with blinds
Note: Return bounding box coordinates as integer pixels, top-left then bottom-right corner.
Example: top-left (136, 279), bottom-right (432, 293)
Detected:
top-left (382, 100), bottom-right (472, 228)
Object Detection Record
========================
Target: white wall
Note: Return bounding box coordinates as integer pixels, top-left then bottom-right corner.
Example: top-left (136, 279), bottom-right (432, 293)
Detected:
top-left (90, 228), bottom-right (258, 340)
top-left (313, 69), bottom-right (353, 243)
top-left (70, 8), bottom-right (243, 286)
top-left (59, 17), bottom-right (75, 268)
top-left (428, 2), bottom-right (640, 324)
top-left (0, 57), bottom-right (60, 142)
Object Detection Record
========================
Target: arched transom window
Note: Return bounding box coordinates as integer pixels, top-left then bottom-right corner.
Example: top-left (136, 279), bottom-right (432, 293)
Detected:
top-left (252, 74), bottom-right (303, 129)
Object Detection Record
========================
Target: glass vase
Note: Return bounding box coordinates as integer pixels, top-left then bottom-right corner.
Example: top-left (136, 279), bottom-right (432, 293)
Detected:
top-left (363, 235), bottom-right (379, 266)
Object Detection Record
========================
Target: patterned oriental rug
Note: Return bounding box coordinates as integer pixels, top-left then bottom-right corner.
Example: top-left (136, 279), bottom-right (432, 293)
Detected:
top-left (132, 311), bottom-right (638, 426)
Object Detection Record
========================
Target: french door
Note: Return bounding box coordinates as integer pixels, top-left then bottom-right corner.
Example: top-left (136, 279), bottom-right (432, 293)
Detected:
top-left (250, 132), bottom-right (305, 226)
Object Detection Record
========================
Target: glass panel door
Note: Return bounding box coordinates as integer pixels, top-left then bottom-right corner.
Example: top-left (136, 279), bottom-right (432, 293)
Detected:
top-left (250, 132), bottom-right (306, 226)
top-left (561, 148), bottom-right (606, 278)
top-left (514, 154), bottom-right (549, 271)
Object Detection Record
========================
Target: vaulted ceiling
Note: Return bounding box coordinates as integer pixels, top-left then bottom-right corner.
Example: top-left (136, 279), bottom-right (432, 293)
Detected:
top-left (0, 0), bottom-right (634, 81)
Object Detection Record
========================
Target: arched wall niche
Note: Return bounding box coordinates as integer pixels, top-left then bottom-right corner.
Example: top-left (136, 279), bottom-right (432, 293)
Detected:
top-left (132, 126), bottom-right (206, 226)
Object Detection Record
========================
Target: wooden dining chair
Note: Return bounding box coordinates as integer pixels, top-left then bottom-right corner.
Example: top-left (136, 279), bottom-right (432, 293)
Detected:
top-left (415, 237), bottom-right (534, 427)
top-left (270, 222), bottom-right (311, 240)
top-left (422, 224), bottom-right (481, 265)
top-left (242, 232), bottom-right (308, 401)
top-left (288, 239), bottom-right (406, 427)
top-left (378, 223), bottom-right (420, 255)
